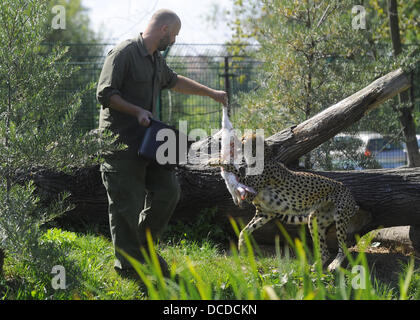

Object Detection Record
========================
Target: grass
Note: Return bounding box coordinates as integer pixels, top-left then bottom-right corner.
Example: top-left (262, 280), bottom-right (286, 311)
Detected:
top-left (1, 227), bottom-right (144, 300)
top-left (0, 215), bottom-right (419, 300)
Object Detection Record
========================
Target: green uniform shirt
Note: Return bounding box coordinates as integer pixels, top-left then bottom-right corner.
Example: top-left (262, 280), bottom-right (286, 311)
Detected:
top-left (96, 33), bottom-right (178, 159)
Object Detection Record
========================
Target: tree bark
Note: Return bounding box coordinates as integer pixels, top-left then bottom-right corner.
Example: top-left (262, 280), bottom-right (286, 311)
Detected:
top-left (388, 0), bottom-right (420, 167)
top-left (28, 67), bottom-right (419, 252)
top-left (388, 0), bottom-right (420, 254)
top-left (30, 164), bottom-right (420, 252)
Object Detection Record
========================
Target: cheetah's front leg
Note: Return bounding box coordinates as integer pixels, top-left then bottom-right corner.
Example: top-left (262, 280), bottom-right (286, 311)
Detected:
top-left (238, 211), bottom-right (272, 251)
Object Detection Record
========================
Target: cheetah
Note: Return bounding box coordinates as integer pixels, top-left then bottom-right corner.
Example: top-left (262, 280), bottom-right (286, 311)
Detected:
top-left (208, 134), bottom-right (359, 272)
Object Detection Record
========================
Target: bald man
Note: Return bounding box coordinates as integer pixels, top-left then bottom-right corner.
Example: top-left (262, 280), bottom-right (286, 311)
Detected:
top-left (96, 9), bottom-right (227, 278)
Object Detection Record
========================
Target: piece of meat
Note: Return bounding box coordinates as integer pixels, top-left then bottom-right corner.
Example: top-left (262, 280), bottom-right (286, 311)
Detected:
top-left (218, 106), bottom-right (256, 206)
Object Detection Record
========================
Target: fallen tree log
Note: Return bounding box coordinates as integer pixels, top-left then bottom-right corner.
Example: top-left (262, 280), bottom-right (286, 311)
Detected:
top-left (30, 67), bottom-right (420, 252)
top-left (31, 164), bottom-right (420, 251)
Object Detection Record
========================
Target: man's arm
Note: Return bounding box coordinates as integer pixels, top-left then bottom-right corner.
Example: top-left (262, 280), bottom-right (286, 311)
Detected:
top-left (171, 75), bottom-right (228, 105)
top-left (109, 95), bottom-right (153, 127)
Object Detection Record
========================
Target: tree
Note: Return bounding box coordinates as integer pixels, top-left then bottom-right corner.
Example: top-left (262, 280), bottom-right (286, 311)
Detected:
top-left (43, 0), bottom-right (106, 132)
top-left (45, 0), bottom-right (103, 61)
top-left (0, 0), bottom-right (118, 276)
top-left (387, 0), bottom-right (420, 167)
top-left (230, 1), bottom-right (379, 167)
top-left (368, 0), bottom-right (420, 45)
top-left (368, 0), bottom-right (420, 126)
top-left (228, 0), bottom-right (419, 170)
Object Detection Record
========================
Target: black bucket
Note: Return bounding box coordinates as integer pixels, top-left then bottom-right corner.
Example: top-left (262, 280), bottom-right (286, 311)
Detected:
top-left (138, 118), bottom-right (186, 167)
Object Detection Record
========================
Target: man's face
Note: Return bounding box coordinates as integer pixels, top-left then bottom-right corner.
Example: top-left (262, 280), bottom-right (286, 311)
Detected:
top-left (157, 23), bottom-right (180, 51)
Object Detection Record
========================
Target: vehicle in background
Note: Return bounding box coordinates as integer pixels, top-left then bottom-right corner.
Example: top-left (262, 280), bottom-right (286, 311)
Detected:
top-left (330, 132), bottom-right (407, 170)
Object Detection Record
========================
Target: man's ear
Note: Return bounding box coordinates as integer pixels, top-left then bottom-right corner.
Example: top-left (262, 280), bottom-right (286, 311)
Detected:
top-left (160, 24), bottom-right (169, 34)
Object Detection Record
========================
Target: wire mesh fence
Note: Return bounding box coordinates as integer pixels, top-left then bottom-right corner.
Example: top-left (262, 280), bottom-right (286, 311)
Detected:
top-left (160, 44), bottom-right (261, 132)
top-left (56, 43), bottom-right (261, 133)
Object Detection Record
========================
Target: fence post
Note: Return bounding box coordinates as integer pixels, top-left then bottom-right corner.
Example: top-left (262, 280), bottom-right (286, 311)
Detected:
top-left (224, 56), bottom-right (231, 117)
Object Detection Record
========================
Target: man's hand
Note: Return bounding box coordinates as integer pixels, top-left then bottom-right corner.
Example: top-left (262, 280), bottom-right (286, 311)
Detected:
top-left (109, 94), bottom-right (152, 127)
top-left (172, 76), bottom-right (228, 106)
top-left (210, 89), bottom-right (228, 106)
top-left (135, 107), bottom-right (153, 127)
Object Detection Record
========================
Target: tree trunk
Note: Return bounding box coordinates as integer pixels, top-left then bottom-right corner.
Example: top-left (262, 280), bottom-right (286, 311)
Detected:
top-left (388, 0), bottom-right (420, 167)
top-left (30, 164), bottom-right (420, 253)
top-left (388, 0), bottom-right (420, 254)
top-left (28, 67), bottom-right (419, 252)
top-left (409, 225), bottom-right (420, 256)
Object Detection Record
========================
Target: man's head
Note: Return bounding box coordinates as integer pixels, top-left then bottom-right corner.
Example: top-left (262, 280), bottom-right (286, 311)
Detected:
top-left (146, 9), bottom-right (181, 51)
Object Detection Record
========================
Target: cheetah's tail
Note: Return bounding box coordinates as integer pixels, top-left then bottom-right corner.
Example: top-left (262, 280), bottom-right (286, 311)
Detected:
top-left (278, 213), bottom-right (309, 225)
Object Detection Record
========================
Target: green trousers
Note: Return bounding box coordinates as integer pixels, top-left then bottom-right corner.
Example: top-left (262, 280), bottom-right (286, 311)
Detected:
top-left (101, 156), bottom-right (181, 270)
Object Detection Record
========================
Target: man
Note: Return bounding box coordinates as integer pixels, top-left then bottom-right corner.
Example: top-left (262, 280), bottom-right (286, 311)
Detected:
top-left (96, 9), bottom-right (227, 276)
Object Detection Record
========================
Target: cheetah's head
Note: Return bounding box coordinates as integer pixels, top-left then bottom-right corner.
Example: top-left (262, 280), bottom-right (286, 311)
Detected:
top-left (241, 132), bottom-right (272, 168)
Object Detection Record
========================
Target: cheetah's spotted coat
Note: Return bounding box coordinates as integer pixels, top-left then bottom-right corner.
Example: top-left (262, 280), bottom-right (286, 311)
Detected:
top-left (210, 135), bottom-right (359, 272)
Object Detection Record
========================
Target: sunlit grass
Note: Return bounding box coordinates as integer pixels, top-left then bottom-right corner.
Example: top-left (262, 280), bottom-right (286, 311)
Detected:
top-left (0, 221), bottom-right (418, 300)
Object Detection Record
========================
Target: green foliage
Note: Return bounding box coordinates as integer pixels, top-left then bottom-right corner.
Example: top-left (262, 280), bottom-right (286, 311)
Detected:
top-left (229, 0), bottom-right (420, 168)
top-left (0, 181), bottom-right (68, 258)
top-left (1, 228), bottom-right (143, 299)
top-left (122, 220), bottom-right (412, 300)
top-left (45, 0), bottom-right (103, 60)
top-left (0, 0), bottom-right (119, 280)
top-left (367, 0), bottom-right (420, 45)
top-left (401, 259), bottom-right (420, 300)
top-left (40, 227), bottom-right (77, 249)
top-left (0, 0), bottom-right (119, 175)
top-left (230, 0), bottom-right (372, 133)
top-left (43, 0), bottom-right (106, 132)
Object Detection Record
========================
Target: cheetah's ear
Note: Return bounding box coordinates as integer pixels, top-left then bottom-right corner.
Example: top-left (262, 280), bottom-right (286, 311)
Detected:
top-left (242, 132), bottom-right (266, 162)
top-left (241, 132), bottom-right (257, 144)
top-left (241, 132), bottom-right (266, 148)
